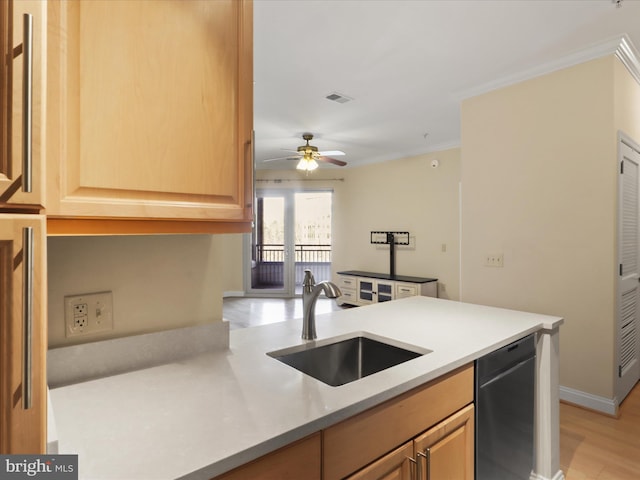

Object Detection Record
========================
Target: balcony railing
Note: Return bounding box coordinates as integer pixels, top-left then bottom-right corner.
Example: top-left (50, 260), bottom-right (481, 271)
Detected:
top-left (252, 244), bottom-right (332, 289)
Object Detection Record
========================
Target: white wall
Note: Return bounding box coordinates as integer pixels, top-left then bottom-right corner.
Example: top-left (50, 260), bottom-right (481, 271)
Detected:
top-left (460, 55), bottom-right (632, 401)
top-left (48, 235), bottom-right (225, 348)
top-left (218, 233), bottom-right (245, 295)
top-left (333, 149), bottom-right (461, 300)
top-left (250, 149), bottom-right (461, 300)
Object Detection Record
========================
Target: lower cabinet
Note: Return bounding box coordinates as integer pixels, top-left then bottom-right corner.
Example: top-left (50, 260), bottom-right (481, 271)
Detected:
top-left (213, 433), bottom-right (321, 480)
top-left (212, 364), bottom-right (473, 480)
top-left (336, 272), bottom-right (438, 307)
top-left (347, 404), bottom-right (474, 480)
top-left (413, 404), bottom-right (474, 480)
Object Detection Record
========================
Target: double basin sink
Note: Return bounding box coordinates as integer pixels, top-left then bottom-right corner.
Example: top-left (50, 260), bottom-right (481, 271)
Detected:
top-left (267, 333), bottom-right (432, 387)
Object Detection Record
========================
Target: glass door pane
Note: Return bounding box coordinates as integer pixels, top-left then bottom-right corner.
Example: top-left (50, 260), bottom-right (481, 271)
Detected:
top-left (248, 191), bottom-right (294, 295)
top-left (294, 192), bottom-right (333, 294)
top-left (245, 189), bottom-right (333, 297)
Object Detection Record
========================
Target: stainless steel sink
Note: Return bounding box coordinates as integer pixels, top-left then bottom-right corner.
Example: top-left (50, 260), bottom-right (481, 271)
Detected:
top-left (267, 333), bottom-right (431, 386)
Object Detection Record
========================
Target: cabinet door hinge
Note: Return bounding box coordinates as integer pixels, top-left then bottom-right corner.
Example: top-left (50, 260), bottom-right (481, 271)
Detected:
top-left (620, 264), bottom-right (623, 276)
top-left (621, 161), bottom-right (624, 174)
top-left (619, 365), bottom-right (622, 378)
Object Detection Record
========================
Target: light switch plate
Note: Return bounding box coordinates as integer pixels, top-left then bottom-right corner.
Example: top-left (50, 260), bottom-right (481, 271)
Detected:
top-left (484, 254), bottom-right (504, 267)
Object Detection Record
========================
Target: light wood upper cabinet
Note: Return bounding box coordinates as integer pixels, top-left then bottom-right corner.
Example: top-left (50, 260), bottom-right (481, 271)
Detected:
top-left (0, 1), bottom-right (46, 209)
top-left (46, 0), bottom-right (253, 234)
top-left (0, 215), bottom-right (47, 453)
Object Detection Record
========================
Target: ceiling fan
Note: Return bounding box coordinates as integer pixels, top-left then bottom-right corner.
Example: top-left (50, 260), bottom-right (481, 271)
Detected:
top-left (263, 133), bottom-right (347, 171)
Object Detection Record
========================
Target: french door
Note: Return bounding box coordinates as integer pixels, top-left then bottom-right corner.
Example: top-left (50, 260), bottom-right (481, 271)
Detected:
top-left (246, 190), bottom-right (295, 296)
top-left (245, 189), bottom-right (333, 297)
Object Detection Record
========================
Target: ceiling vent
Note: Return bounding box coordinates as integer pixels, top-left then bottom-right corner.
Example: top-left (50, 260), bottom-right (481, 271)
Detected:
top-left (325, 92), bottom-right (353, 104)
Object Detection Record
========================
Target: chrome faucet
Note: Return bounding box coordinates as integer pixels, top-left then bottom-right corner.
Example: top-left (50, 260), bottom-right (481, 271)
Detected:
top-left (301, 269), bottom-right (342, 340)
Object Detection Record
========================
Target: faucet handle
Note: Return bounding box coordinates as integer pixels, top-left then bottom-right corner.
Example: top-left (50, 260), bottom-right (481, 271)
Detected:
top-left (303, 269), bottom-right (315, 286)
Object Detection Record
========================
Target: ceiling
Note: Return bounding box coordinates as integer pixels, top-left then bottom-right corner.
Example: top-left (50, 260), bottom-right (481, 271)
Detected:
top-left (253, 0), bottom-right (640, 170)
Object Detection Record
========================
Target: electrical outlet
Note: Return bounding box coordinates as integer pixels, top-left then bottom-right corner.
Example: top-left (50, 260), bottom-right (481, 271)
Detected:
top-left (73, 303), bottom-right (88, 328)
top-left (65, 291), bottom-right (114, 338)
top-left (485, 254), bottom-right (504, 267)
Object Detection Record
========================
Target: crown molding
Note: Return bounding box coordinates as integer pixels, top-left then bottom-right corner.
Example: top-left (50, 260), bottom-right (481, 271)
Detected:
top-left (457, 34), bottom-right (640, 101)
top-left (615, 34), bottom-right (640, 85)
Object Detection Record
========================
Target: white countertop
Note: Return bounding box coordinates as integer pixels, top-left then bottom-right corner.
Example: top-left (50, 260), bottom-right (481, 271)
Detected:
top-left (49, 296), bottom-right (563, 480)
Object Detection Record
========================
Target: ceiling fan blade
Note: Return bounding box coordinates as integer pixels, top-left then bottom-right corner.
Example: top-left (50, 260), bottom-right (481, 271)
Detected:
top-left (262, 155), bottom-right (301, 163)
top-left (318, 150), bottom-right (345, 156)
top-left (317, 156), bottom-right (347, 167)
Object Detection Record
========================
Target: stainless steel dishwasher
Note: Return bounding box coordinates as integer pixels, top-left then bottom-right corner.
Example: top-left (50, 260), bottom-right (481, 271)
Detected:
top-left (476, 334), bottom-right (536, 480)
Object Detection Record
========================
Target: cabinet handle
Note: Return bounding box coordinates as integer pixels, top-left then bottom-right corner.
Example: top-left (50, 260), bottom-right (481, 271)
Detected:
top-left (22, 227), bottom-right (34, 410)
top-left (417, 450), bottom-right (430, 479)
top-left (407, 456), bottom-right (417, 480)
top-left (245, 131), bottom-right (254, 210)
top-left (22, 13), bottom-right (33, 193)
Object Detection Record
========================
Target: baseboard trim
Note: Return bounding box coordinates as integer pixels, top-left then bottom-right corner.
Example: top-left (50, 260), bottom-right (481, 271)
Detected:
top-left (559, 385), bottom-right (618, 416)
top-left (223, 291), bottom-right (245, 298)
top-left (530, 470), bottom-right (565, 480)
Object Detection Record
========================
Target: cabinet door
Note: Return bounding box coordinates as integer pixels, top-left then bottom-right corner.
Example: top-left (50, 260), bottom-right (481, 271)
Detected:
top-left (376, 281), bottom-right (394, 303)
top-left (357, 279), bottom-right (394, 304)
top-left (357, 279), bottom-right (375, 305)
top-left (413, 404), bottom-right (474, 480)
top-left (0, 1), bottom-right (45, 208)
top-left (46, 0), bottom-right (253, 225)
top-left (347, 442), bottom-right (414, 480)
top-left (0, 215), bottom-right (46, 453)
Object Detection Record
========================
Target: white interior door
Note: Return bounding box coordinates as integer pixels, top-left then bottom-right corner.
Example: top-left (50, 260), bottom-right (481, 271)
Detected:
top-left (616, 136), bottom-right (640, 403)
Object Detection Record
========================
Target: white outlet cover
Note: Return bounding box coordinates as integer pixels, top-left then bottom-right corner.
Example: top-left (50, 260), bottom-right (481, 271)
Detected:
top-left (64, 291), bottom-right (114, 338)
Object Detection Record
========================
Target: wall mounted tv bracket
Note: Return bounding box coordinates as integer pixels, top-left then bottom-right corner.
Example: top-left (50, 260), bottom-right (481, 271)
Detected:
top-left (370, 231), bottom-right (410, 278)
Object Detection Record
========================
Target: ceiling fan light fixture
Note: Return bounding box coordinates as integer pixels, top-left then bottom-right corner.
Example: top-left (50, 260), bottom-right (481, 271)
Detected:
top-left (297, 156), bottom-right (319, 171)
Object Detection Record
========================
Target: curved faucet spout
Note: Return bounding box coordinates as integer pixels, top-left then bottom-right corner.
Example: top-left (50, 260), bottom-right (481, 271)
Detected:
top-left (301, 269), bottom-right (342, 340)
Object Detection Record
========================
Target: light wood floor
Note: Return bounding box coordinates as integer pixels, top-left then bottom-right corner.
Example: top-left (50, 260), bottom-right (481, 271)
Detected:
top-left (561, 383), bottom-right (640, 479)
top-left (223, 297), bottom-right (640, 479)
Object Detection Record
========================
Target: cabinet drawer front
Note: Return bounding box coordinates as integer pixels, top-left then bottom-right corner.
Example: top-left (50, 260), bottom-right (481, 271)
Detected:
top-left (337, 276), bottom-right (357, 290)
top-left (214, 433), bottom-right (321, 480)
top-left (396, 283), bottom-right (419, 298)
top-left (323, 364), bottom-right (474, 480)
top-left (347, 441), bottom-right (414, 480)
top-left (338, 289), bottom-right (357, 303)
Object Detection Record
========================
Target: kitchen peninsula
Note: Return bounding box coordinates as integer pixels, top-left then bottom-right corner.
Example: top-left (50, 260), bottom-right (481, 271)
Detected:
top-left (48, 296), bottom-right (563, 480)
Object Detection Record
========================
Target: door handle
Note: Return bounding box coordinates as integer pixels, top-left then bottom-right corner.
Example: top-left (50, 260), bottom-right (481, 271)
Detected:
top-left (22, 226), bottom-right (34, 409)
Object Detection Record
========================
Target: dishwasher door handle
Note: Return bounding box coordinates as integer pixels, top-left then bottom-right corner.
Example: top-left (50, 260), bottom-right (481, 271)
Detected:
top-left (478, 356), bottom-right (535, 389)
